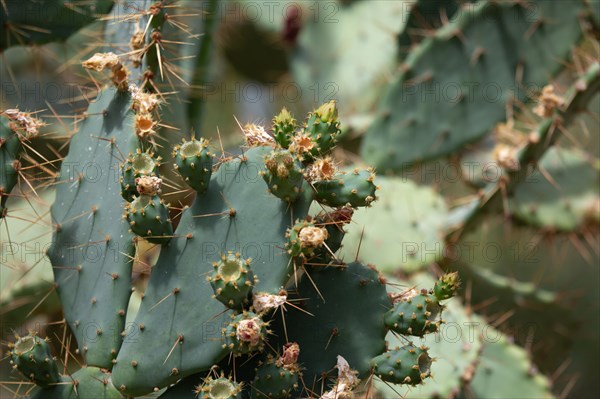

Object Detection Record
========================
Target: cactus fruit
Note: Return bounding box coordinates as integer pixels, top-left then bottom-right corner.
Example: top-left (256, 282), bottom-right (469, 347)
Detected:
top-left (384, 290), bottom-right (442, 336)
top-left (196, 376), bottom-right (242, 399)
top-left (0, 115), bottom-right (21, 216)
top-left (285, 219), bottom-right (328, 259)
top-left (0, 109), bottom-right (43, 216)
top-left (370, 344), bottom-right (432, 385)
top-left (433, 271), bottom-right (459, 301)
top-left (272, 108), bottom-right (297, 149)
top-left (313, 168), bottom-right (377, 208)
top-left (299, 101), bottom-right (341, 160)
top-left (309, 206), bottom-right (354, 265)
top-left (261, 149), bottom-right (304, 202)
top-left (125, 193), bottom-right (173, 244)
top-left (121, 150), bottom-right (160, 202)
top-left (9, 334), bottom-right (59, 387)
top-left (223, 311), bottom-right (268, 355)
top-left (173, 137), bottom-right (213, 192)
top-left (208, 252), bottom-right (256, 309)
top-left (251, 344), bottom-right (301, 398)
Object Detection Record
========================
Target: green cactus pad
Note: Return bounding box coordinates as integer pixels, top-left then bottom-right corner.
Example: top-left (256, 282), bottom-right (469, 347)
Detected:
top-left (384, 291), bottom-right (442, 336)
top-left (398, 0), bottom-right (476, 58)
top-left (48, 87), bottom-right (136, 369)
top-left (252, 362), bottom-right (299, 398)
top-left (370, 344), bottom-right (432, 386)
top-left (30, 366), bottom-right (122, 399)
top-left (339, 177), bottom-right (448, 273)
top-left (121, 151), bottom-right (160, 202)
top-left (209, 252), bottom-right (255, 309)
top-left (262, 150), bottom-right (304, 202)
top-left (362, 1), bottom-right (586, 170)
top-left (313, 168), bottom-right (377, 208)
top-left (125, 194), bottom-right (173, 244)
top-left (0, 115), bottom-right (21, 216)
top-left (112, 147), bottom-right (311, 396)
top-left (174, 138), bottom-right (213, 193)
top-left (465, 323), bottom-right (553, 398)
top-left (272, 108), bottom-right (297, 149)
top-left (10, 334), bottom-right (59, 387)
top-left (511, 147), bottom-right (599, 231)
top-left (223, 311), bottom-right (268, 355)
top-left (272, 261), bottom-right (390, 385)
top-left (0, 0), bottom-right (113, 49)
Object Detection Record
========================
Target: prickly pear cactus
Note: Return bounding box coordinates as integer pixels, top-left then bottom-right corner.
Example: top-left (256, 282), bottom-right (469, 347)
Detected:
top-left (362, 0), bottom-right (587, 170)
top-left (0, 0), bottom-right (113, 49)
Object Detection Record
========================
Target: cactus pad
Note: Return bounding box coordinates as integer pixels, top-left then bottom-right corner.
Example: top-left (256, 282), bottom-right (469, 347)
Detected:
top-left (512, 147), bottom-right (599, 231)
top-left (48, 87), bottom-right (136, 368)
top-left (112, 147), bottom-right (311, 396)
top-left (362, 1), bottom-right (586, 170)
top-left (339, 177), bottom-right (448, 273)
top-left (273, 261), bottom-right (390, 385)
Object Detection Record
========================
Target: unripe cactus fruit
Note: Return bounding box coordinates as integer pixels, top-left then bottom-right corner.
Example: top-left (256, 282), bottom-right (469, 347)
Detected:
top-left (261, 150), bottom-right (304, 202)
top-left (272, 107), bottom-right (297, 149)
top-left (384, 290), bottom-right (442, 336)
top-left (223, 311), bottom-right (267, 355)
top-left (0, 117), bottom-right (21, 217)
top-left (196, 376), bottom-right (242, 399)
top-left (9, 334), bottom-right (59, 387)
top-left (434, 272), bottom-right (460, 301)
top-left (252, 362), bottom-right (299, 398)
top-left (370, 344), bottom-right (432, 385)
top-left (208, 252), bottom-right (255, 309)
top-left (285, 219), bottom-right (328, 258)
top-left (252, 343), bottom-right (301, 398)
top-left (301, 100), bottom-right (341, 159)
top-left (121, 151), bottom-right (160, 202)
top-left (173, 138), bottom-right (213, 192)
top-left (313, 168), bottom-right (377, 208)
top-left (314, 206), bottom-right (354, 254)
top-left (125, 194), bottom-right (173, 244)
